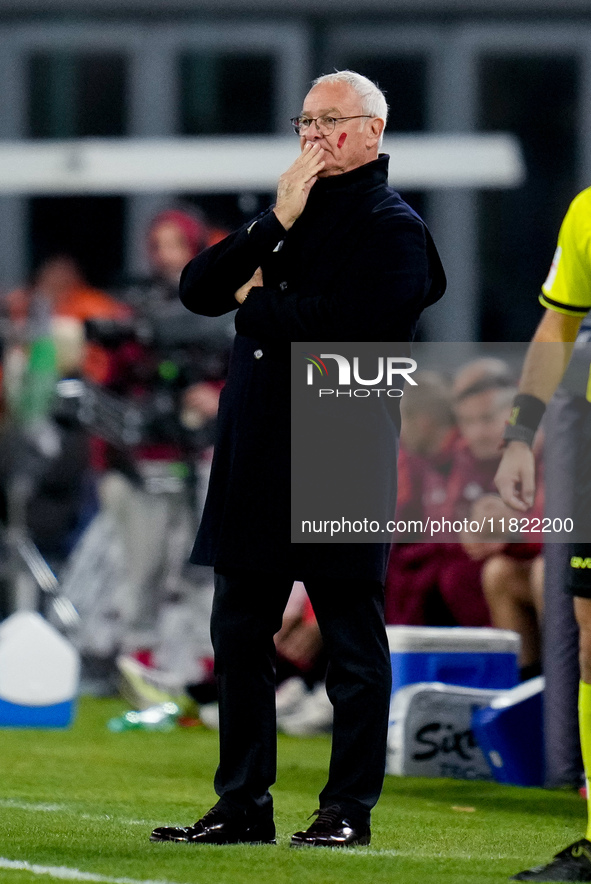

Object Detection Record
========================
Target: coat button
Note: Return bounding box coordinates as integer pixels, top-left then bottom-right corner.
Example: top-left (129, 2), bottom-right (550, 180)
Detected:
top-left (254, 349), bottom-right (263, 359)
top-left (279, 281), bottom-right (288, 291)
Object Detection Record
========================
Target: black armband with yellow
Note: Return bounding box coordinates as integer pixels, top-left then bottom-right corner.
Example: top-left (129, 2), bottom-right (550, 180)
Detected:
top-left (502, 393), bottom-right (546, 448)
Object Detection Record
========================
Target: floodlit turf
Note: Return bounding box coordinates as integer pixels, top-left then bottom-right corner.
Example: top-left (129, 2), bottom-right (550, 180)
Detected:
top-left (0, 696), bottom-right (586, 884)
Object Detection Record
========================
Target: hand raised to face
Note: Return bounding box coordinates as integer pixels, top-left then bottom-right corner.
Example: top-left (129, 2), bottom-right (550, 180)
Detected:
top-left (273, 143), bottom-right (325, 232)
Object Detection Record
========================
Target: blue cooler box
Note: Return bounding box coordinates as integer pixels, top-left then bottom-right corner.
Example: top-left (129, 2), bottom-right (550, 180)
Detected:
top-left (471, 676), bottom-right (545, 787)
top-left (387, 626), bottom-right (520, 695)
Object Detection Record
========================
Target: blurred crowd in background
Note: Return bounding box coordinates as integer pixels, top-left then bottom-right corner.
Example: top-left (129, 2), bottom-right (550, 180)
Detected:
top-left (0, 204), bottom-right (546, 735)
top-left (0, 206), bottom-right (233, 698)
top-left (0, 14), bottom-right (583, 734)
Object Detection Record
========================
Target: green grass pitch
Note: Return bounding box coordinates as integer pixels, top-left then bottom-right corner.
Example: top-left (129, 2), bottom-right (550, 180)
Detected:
top-left (0, 696), bottom-right (585, 884)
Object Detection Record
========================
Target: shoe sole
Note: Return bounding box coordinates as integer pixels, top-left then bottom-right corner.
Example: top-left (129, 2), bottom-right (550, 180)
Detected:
top-left (150, 835), bottom-right (276, 844)
top-left (150, 825), bottom-right (276, 845)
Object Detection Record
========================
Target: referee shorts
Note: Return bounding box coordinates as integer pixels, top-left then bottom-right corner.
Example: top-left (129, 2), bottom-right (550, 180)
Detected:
top-left (566, 394), bottom-right (591, 598)
top-left (569, 543), bottom-right (591, 598)
top-left (568, 439), bottom-right (591, 597)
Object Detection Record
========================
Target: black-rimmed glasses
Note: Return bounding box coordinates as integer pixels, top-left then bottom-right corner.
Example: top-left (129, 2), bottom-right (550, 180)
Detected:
top-left (290, 115), bottom-right (373, 136)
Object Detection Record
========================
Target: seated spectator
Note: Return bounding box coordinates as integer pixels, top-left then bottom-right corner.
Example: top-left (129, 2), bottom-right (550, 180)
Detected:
top-left (274, 581), bottom-right (325, 686)
top-left (452, 356), bottom-right (514, 400)
top-left (399, 371), bottom-right (457, 466)
top-left (116, 581), bottom-right (331, 736)
top-left (386, 370), bottom-right (476, 627)
top-left (462, 493), bottom-right (544, 679)
top-left (453, 371), bottom-right (545, 675)
top-left (480, 550), bottom-right (543, 679)
top-left (386, 360), bottom-right (545, 675)
top-left (394, 371), bottom-right (457, 530)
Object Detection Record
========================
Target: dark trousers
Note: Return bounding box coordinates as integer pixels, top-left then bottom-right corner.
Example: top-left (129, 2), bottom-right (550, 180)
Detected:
top-left (210, 569), bottom-right (392, 825)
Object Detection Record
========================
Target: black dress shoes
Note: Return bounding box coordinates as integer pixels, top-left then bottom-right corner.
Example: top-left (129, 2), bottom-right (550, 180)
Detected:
top-left (290, 805), bottom-right (371, 848)
top-left (150, 804), bottom-right (276, 844)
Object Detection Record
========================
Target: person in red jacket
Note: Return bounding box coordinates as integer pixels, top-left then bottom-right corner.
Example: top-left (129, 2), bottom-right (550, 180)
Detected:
top-left (386, 365), bottom-right (544, 678)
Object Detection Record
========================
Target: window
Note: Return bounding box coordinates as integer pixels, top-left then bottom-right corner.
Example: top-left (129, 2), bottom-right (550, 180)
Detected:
top-left (28, 52), bottom-right (127, 139)
top-left (328, 54), bottom-right (427, 217)
top-left (478, 56), bottom-right (578, 340)
top-left (179, 52), bottom-right (276, 134)
top-left (328, 55), bottom-right (426, 133)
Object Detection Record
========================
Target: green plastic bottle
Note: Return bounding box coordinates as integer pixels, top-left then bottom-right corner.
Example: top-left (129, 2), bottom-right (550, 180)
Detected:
top-left (107, 702), bottom-right (180, 733)
top-left (18, 295), bottom-right (58, 426)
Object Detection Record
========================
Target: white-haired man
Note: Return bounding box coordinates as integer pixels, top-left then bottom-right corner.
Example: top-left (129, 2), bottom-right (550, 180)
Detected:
top-left (151, 71), bottom-right (446, 848)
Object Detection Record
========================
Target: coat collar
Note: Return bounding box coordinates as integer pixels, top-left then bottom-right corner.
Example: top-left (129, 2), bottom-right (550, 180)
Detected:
top-left (311, 153), bottom-right (390, 197)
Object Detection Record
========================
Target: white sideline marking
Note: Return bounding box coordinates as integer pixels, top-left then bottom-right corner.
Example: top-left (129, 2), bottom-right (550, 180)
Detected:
top-left (0, 858), bottom-right (188, 884)
top-left (0, 799), bottom-right (148, 826)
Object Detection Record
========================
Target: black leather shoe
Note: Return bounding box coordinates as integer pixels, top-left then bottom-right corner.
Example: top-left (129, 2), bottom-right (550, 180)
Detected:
top-left (150, 804), bottom-right (276, 844)
top-left (290, 805), bottom-right (370, 848)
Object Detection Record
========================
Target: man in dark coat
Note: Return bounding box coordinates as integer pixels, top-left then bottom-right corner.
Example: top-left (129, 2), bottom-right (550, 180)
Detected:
top-left (151, 70), bottom-right (446, 848)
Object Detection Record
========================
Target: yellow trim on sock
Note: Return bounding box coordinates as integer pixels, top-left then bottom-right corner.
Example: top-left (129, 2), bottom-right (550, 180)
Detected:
top-left (579, 681), bottom-right (591, 840)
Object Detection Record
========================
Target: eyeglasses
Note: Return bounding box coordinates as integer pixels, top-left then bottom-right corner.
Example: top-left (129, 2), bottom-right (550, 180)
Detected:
top-left (290, 115), bottom-right (373, 136)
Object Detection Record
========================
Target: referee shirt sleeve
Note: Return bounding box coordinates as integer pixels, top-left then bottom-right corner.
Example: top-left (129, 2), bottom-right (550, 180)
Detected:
top-left (539, 188), bottom-right (591, 317)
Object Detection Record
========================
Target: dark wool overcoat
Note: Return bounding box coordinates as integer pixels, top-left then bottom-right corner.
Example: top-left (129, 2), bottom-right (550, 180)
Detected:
top-left (180, 155), bottom-right (446, 582)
